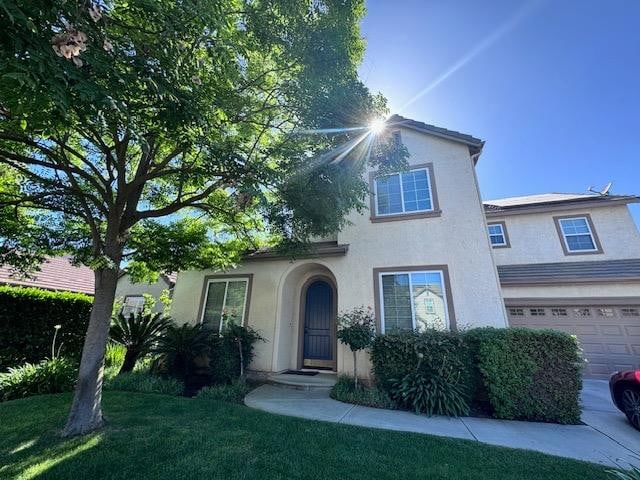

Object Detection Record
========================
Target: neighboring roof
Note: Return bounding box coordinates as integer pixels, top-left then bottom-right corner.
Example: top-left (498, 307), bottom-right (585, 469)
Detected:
top-left (0, 256), bottom-right (94, 295)
top-left (244, 241), bottom-right (349, 261)
top-left (484, 193), bottom-right (640, 217)
top-left (387, 114), bottom-right (484, 158)
top-left (497, 259), bottom-right (640, 286)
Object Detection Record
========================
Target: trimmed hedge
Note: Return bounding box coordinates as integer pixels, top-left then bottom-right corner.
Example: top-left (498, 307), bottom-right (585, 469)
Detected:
top-left (369, 327), bottom-right (582, 423)
top-left (466, 327), bottom-right (582, 424)
top-left (0, 286), bottom-right (92, 371)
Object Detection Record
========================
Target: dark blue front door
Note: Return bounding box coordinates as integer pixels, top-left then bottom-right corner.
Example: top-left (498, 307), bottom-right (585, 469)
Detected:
top-left (303, 280), bottom-right (333, 364)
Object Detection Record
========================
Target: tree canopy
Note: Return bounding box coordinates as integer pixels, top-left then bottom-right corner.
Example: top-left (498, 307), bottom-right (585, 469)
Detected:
top-left (0, 0), bottom-right (406, 435)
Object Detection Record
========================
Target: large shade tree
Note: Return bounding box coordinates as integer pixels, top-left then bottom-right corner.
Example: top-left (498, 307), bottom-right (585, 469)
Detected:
top-left (0, 0), bottom-right (405, 435)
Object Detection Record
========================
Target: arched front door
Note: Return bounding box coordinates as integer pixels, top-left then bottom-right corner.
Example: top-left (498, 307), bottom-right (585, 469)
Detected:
top-left (300, 279), bottom-right (336, 369)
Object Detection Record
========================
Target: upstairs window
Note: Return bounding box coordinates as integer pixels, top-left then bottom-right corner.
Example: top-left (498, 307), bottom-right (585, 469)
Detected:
top-left (488, 222), bottom-right (509, 247)
top-left (121, 296), bottom-right (145, 317)
top-left (374, 167), bottom-right (434, 216)
top-left (556, 216), bottom-right (600, 253)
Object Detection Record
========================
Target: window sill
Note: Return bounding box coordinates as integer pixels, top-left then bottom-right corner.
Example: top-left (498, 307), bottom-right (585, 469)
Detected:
top-left (491, 244), bottom-right (510, 249)
top-left (370, 210), bottom-right (442, 223)
top-left (563, 249), bottom-right (604, 256)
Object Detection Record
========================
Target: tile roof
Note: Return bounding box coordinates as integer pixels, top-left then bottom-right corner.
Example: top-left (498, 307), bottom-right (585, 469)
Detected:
top-left (0, 256), bottom-right (94, 294)
top-left (484, 193), bottom-right (639, 212)
top-left (497, 259), bottom-right (640, 285)
top-left (386, 114), bottom-right (484, 154)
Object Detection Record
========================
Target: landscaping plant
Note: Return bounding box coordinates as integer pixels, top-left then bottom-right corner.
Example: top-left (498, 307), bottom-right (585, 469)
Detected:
top-left (217, 323), bottom-right (264, 380)
top-left (0, 357), bottom-right (77, 402)
top-left (330, 374), bottom-right (396, 410)
top-left (465, 327), bottom-right (582, 424)
top-left (104, 371), bottom-right (183, 396)
top-left (0, 286), bottom-right (91, 371)
top-left (109, 312), bottom-right (171, 374)
top-left (336, 306), bottom-right (376, 388)
top-left (153, 324), bottom-right (212, 382)
top-left (196, 379), bottom-right (252, 404)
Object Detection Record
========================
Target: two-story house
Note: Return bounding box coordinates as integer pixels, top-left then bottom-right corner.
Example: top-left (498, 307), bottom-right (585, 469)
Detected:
top-left (169, 115), bottom-right (640, 379)
top-left (170, 115), bottom-right (508, 377)
top-left (485, 193), bottom-right (640, 378)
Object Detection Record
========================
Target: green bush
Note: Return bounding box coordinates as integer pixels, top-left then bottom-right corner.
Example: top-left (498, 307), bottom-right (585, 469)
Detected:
top-left (104, 371), bottom-right (183, 396)
top-left (370, 330), bottom-right (473, 415)
top-left (209, 325), bottom-right (263, 384)
top-left (153, 323), bottom-right (212, 380)
top-left (465, 327), bottom-right (582, 424)
top-left (330, 375), bottom-right (396, 410)
top-left (336, 306), bottom-right (376, 388)
top-left (196, 379), bottom-right (251, 403)
top-left (110, 312), bottom-right (171, 373)
top-left (105, 342), bottom-right (126, 370)
top-left (0, 286), bottom-right (92, 371)
top-left (0, 357), bottom-right (77, 401)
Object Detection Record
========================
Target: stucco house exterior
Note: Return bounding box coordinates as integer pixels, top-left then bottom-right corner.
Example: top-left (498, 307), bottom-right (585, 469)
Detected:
top-left (115, 272), bottom-right (176, 317)
top-left (168, 115), bottom-right (640, 380)
top-left (170, 115), bottom-right (508, 378)
top-left (485, 193), bottom-right (640, 378)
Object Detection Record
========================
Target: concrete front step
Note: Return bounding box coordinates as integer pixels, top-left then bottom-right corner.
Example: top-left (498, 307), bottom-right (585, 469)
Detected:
top-left (267, 372), bottom-right (337, 391)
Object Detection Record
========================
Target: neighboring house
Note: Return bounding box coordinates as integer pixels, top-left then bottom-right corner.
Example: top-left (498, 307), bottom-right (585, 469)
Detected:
top-left (171, 115), bottom-right (508, 377)
top-left (0, 256), bottom-right (94, 295)
top-left (484, 193), bottom-right (640, 378)
top-left (115, 272), bottom-right (177, 316)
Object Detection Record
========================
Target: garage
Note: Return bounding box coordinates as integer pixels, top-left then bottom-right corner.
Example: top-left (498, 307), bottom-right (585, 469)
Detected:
top-left (506, 301), bottom-right (640, 379)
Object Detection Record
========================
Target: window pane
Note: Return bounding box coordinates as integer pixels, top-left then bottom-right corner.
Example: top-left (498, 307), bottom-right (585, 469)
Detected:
top-left (224, 281), bottom-right (248, 325)
top-left (560, 218), bottom-right (589, 235)
top-left (122, 296), bottom-right (145, 317)
top-left (376, 174), bottom-right (403, 214)
top-left (202, 282), bottom-right (227, 330)
top-left (410, 272), bottom-right (446, 331)
top-left (381, 274), bottom-right (412, 331)
top-left (490, 234), bottom-right (505, 245)
top-left (401, 170), bottom-right (431, 212)
top-left (566, 234), bottom-right (595, 251)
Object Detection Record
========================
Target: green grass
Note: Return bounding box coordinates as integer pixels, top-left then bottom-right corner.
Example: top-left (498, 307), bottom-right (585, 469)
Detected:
top-left (0, 392), bottom-right (608, 480)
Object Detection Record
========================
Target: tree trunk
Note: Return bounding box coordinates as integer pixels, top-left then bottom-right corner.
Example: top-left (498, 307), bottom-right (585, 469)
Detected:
top-left (237, 338), bottom-right (244, 378)
top-left (119, 348), bottom-right (138, 375)
top-left (353, 350), bottom-right (358, 389)
top-left (62, 266), bottom-right (119, 437)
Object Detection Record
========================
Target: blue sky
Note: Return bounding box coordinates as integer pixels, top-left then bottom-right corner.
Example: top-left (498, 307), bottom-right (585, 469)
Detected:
top-left (360, 0), bottom-right (640, 225)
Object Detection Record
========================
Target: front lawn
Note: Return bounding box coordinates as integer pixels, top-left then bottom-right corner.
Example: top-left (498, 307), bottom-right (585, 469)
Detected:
top-left (0, 392), bottom-right (608, 480)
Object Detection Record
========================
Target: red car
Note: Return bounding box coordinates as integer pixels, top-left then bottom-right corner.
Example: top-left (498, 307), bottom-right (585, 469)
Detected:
top-left (610, 370), bottom-right (640, 430)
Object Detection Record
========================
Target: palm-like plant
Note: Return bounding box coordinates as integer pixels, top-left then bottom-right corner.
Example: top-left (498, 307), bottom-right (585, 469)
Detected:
top-left (110, 312), bottom-right (171, 374)
top-left (153, 323), bottom-right (212, 380)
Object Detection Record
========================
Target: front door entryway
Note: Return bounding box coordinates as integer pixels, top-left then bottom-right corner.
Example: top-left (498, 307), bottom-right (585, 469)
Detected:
top-left (301, 279), bottom-right (335, 369)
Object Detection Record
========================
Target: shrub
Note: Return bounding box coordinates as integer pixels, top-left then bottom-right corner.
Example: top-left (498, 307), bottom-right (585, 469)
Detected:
top-left (0, 357), bottom-right (77, 401)
top-left (330, 375), bottom-right (396, 410)
top-left (110, 312), bottom-right (171, 373)
top-left (336, 306), bottom-right (376, 388)
top-left (153, 323), bottom-right (212, 380)
top-left (0, 286), bottom-right (92, 371)
top-left (209, 325), bottom-right (263, 384)
top-left (370, 330), bottom-right (473, 416)
top-left (104, 371), bottom-right (183, 396)
top-left (105, 342), bottom-right (126, 370)
top-left (466, 327), bottom-right (582, 424)
top-left (196, 378), bottom-right (251, 403)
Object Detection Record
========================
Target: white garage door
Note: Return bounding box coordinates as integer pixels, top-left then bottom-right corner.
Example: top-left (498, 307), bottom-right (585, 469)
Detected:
top-left (506, 302), bottom-right (640, 379)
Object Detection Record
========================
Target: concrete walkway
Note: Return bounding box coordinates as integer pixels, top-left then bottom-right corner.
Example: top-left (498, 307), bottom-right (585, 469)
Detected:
top-left (245, 380), bottom-right (639, 468)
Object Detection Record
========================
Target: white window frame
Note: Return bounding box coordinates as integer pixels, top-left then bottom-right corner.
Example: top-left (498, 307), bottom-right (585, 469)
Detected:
top-left (121, 295), bottom-right (145, 317)
top-left (199, 277), bottom-right (249, 333)
top-left (373, 167), bottom-right (434, 217)
top-left (558, 216), bottom-right (598, 252)
top-left (378, 270), bottom-right (449, 333)
top-left (488, 223), bottom-right (507, 246)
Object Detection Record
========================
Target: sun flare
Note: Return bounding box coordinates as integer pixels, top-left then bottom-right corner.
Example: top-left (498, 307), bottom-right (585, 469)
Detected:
top-left (369, 118), bottom-right (386, 135)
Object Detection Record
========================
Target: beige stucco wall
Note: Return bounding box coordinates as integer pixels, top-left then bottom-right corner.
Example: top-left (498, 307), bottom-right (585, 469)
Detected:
top-left (489, 204), bottom-right (640, 266)
top-left (115, 275), bottom-right (171, 314)
top-left (170, 126), bottom-right (508, 376)
top-left (502, 282), bottom-right (640, 300)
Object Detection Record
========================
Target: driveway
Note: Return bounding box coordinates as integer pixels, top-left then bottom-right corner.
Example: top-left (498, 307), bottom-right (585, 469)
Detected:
top-left (246, 379), bottom-right (639, 468)
top-left (581, 379), bottom-right (639, 462)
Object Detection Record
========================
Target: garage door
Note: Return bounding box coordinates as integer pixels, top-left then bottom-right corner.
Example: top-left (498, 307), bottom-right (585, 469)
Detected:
top-left (506, 303), bottom-right (640, 379)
